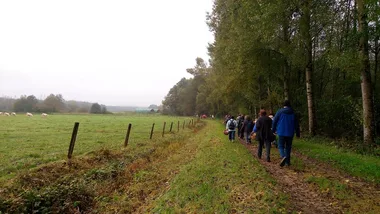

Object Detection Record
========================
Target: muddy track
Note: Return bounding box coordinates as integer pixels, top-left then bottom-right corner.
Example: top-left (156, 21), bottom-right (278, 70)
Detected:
top-left (239, 138), bottom-right (380, 213)
top-left (239, 139), bottom-right (340, 214)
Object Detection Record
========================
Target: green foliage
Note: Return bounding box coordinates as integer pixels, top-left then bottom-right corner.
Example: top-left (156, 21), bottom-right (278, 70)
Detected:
top-left (162, 58), bottom-right (211, 116)
top-left (165, 0), bottom-right (380, 150)
top-left (316, 96), bottom-right (362, 138)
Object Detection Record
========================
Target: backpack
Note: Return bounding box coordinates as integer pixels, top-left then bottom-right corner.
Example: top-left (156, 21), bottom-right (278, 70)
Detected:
top-left (228, 119), bottom-right (236, 130)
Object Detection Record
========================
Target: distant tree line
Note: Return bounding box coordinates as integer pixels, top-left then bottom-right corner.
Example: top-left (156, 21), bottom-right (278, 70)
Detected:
top-left (0, 94), bottom-right (108, 114)
top-left (163, 0), bottom-right (380, 152)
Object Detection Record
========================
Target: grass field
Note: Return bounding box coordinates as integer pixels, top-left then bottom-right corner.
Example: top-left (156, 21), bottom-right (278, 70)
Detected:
top-left (2, 115), bottom-right (377, 213)
top-left (0, 114), bottom-right (192, 181)
top-left (0, 118), bottom-right (288, 213)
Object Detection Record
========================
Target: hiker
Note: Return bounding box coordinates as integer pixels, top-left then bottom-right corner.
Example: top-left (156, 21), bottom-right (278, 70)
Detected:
top-left (243, 115), bottom-right (254, 144)
top-left (236, 114), bottom-right (241, 136)
top-left (238, 114), bottom-right (245, 139)
top-left (226, 116), bottom-right (238, 142)
top-left (224, 114), bottom-right (231, 124)
top-left (253, 109), bottom-right (274, 162)
top-left (272, 100), bottom-right (300, 167)
top-left (268, 114), bottom-right (278, 148)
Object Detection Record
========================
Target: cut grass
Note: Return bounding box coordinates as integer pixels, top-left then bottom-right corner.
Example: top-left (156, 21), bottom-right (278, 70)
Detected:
top-left (150, 120), bottom-right (288, 213)
top-left (294, 138), bottom-right (380, 183)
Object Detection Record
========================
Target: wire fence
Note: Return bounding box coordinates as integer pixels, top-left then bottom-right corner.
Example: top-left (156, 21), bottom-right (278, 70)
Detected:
top-left (0, 116), bottom-right (200, 175)
top-left (67, 118), bottom-right (197, 164)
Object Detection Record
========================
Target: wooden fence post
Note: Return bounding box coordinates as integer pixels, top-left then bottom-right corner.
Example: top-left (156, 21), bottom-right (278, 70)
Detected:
top-left (162, 122), bottom-right (166, 137)
top-left (68, 122), bottom-right (79, 166)
top-left (169, 122), bottom-right (173, 132)
top-left (188, 120), bottom-right (191, 127)
top-left (177, 121), bottom-right (180, 132)
top-left (183, 120), bottom-right (185, 129)
top-left (124, 123), bottom-right (132, 147)
top-left (150, 123), bottom-right (155, 140)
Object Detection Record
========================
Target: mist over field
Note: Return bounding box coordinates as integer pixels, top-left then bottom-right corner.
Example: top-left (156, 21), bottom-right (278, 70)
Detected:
top-left (0, 0), bottom-right (213, 107)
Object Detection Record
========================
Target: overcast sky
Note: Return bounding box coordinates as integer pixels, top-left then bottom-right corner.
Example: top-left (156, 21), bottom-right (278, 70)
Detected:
top-left (0, 0), bottom-right (214, 106)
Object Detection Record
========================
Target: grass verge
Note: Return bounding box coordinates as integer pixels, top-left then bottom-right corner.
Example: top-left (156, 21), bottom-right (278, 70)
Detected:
top-left (149, 120), bottom-right (288, 213)
top-left (294, 138), bottom-right (380, 183)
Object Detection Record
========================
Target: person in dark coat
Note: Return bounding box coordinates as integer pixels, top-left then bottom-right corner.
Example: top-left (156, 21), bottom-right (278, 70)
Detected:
top-left (272, 100), bottom-right (300, 166)
top-left (243, 115), bottom-right (253, 144)
top-left (253, 109), bottom-right (274, 162)
top-left (237, 114), bottom-right (244, 138)
top-left (238, 114), bottom-right (245, 139)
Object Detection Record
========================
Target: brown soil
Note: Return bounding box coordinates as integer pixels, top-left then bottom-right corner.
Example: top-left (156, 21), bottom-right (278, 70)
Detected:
top-left (239, 139), bottom-right (380, 214)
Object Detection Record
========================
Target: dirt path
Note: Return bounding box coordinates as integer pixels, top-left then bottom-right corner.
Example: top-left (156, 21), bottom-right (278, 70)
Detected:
top-left (239, 139), bottom-right (380, 214)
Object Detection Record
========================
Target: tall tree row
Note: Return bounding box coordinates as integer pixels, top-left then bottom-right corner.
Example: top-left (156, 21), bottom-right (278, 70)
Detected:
top-left (162, 0), bottom-right (379, 151)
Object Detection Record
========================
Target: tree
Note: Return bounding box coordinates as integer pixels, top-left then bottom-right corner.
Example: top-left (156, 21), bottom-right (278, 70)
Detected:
top-left (301, 0), bottom-right (316, 135)
top-left (357, 0), bottom-right (375, 150)
top-left (162, 58), bottom-right (210, 116)
top-left (90, 103), bottom-right (102, 114)
top-left (66, 101), bottom-right (79, 113)
top-left (162, 0), bottom-right (380, 150)
top-left (101, 105), bottom-right (107, 114)
top-left (42, 94), bottom-right (66, 113)
top-left (0, 97), bottom-right (16, 112)
top-left (148, 104), bottom-right (159, 109)
top-left (13, 95), bottom-right (38, 112)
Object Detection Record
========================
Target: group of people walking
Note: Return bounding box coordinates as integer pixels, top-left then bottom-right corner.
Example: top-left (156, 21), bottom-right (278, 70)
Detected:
top-left (224, 100), bottom-right (300, 167)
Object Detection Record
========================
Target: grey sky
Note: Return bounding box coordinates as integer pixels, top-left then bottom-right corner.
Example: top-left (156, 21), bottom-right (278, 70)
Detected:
top-left (0, 0), bottom-right (214, 106)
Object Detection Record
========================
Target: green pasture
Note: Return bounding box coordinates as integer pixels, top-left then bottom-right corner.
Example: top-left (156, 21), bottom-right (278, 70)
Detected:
top-left (0, 114), bottom-right (192, 180)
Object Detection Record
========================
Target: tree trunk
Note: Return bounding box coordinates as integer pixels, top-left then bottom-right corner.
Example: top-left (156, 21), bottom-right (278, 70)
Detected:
top-left (354, 0), bottom-right (358, 33)
top-left (282, 12), bottom-right (290, 101)
top-left (357, 0), bottom-right (375, 150)
top-left (283, 65), bottom-right (290, 101)
top-left (301, 0), bottom-right (316, 136)
top-left (374, 39), bottom-right (378, 92)
top-left (374, 7), bottom-right (379, 94)
top-left (258, 76), bottom-right (263, 109)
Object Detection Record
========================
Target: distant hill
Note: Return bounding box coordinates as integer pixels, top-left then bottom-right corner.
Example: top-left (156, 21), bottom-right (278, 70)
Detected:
top-left (106, 106), bottom-right (141, 112)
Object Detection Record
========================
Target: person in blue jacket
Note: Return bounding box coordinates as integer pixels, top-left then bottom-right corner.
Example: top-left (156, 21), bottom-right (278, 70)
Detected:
top-left (272, 100), bottom-right (300, 167)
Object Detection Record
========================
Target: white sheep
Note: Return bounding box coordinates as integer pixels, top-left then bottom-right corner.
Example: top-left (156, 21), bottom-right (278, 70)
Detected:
top-left (26, 112), bottom-right (33, 117)
top-left (41, 113), bottom-right (48, 117)
top-left (4, 112), bottom-right (10, 116)
top-left (11, 112), bottom-right (16, 116)
top-left (0, 112), bottom-right (3, 115)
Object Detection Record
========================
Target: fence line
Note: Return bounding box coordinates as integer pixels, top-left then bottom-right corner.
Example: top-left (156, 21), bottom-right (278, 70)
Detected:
top-left (66, 118), bottom-right (202, 160)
